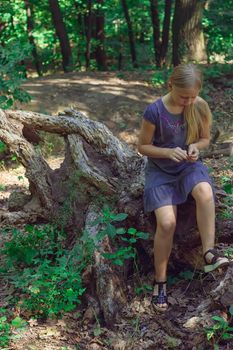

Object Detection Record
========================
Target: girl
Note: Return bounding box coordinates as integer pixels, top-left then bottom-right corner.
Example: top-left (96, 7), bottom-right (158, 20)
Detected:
top-left (138, 64), bottom-right (229, 312)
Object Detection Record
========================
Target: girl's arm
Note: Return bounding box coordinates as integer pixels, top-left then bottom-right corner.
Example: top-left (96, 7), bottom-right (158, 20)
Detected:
top-left (138, 119), bottom-right (187, 162)
top-left (190, 138), bottom-right (210, 151)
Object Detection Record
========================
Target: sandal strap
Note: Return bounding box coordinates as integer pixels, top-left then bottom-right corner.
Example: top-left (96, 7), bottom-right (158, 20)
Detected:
top-left (153, 280), bottom-right (167, 304)
top-left (203, 248), bottom-right (219, 265)
top-left (152, 293), bottom-right (168, 305)
top-left (154, 280), bottom-right (167, 286)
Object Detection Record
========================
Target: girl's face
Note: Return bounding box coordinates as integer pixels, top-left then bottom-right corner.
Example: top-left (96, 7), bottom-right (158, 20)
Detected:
top-left (170, 86), bottom-right (199, 107)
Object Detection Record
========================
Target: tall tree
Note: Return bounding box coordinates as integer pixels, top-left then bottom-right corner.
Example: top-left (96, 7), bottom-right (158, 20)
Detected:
top-left (95, 0), bottom-right (107, 70)
top-left (150, 0), bottom-right (160, 67)
top-left (24, 0), bottom-right (42, 76)
top-left (121, 0), bottom-right (138, 68)
top-left (172, 0), bottom-right (207, 66)
top-left (48, 0), bottom-right (72, 72)
top-left (74, 0), bottom-right (85, 69)
top-left (150, 0), bottom-right (172, 67)
top-left (85, 0), bottom-right (93, 70)
top-left (160, 0), bottom-right (172, 66)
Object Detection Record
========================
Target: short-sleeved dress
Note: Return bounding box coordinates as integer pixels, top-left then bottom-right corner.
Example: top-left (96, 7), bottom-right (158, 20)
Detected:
top-left (143, 97), bottom-right (213, 213)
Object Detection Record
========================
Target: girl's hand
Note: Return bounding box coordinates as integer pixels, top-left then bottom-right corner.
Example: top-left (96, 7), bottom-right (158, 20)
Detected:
top-left (168, 147), bottom-right (188, 162)
top-left (188, 144), bottom-right (199, 162)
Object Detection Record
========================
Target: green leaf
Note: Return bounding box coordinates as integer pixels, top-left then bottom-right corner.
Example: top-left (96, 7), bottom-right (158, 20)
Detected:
top-left (120, 236), bottom-right (130, 242)
top-left (127, 228), bottom-right (137, 235)
top-left (0, 316), bottom-right (7, 322)
top-left (11, 316), bottom-right (27, 329)
top-left (222, 333), bottom-right (233, 340)
top-left (179, 270), bottom-right (194, 281)
top-left (223, 183), bottom-right (232, 194)
top-left (212, 315), bottom-right (228, 326)
top-left (24, 224), bottom-right (34, 233)
top-left (136, 231), bottom-right (149, 240)
top-left (106, 223), bottom-right (116, 238)
top-left (207, 330), bottom-right (214, 340)
top-left (11, 154), bottom-right (17, 161)
top-left (116, 228), bottom-right (126, 235)
top-left (229, 305), bottom-right (233, 316)
top-left (0, 95), bottom-right (7, 104)
top-left (0, 141), bottom-right (7, 153)
top-left (112, 213), bottom-right (128, 222)
top-left (129, 238), bottom-right (137, 243)
top-left (93, 327), bottom-right (103, 336)
top-left (113, 259), bottom-right (124, 266)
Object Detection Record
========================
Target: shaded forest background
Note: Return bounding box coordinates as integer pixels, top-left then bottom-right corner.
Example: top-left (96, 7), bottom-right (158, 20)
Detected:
top-left (0, 0), bottom-right (232, 110)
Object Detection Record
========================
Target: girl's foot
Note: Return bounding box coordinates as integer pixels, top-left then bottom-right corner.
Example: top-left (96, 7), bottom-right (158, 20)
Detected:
top-left (152, 280), bottom-right (168, 312)
top-left (203, 248), bottom-right (229, 273)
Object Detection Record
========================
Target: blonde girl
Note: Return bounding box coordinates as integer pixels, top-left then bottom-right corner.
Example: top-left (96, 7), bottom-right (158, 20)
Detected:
top-left (138, 63), bottom-right (229, 312)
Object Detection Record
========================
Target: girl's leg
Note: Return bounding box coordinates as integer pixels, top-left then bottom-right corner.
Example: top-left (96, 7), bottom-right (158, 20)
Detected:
top-left (191, 182), bottom-right (215, 254)
top-left (191, 181), bottom-right (229, 270)
top-left (153, 205), bottom-right (177, 309)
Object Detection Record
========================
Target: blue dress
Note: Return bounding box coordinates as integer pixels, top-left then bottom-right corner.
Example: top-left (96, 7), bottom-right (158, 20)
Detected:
top-left (143, 98), bottom-right (213, 213)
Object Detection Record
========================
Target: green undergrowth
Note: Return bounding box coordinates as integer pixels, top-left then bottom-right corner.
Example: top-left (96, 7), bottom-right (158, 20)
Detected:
top-left (0, 308), bottom-right (27, 349)
top-left (204, 305), bottom-right (233, 349)
top-left (0, 205), bottom-right (149, 347)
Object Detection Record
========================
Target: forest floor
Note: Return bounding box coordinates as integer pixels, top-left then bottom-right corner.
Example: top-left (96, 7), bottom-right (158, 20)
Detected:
top-left (0, 71), bottom-right (233, 350)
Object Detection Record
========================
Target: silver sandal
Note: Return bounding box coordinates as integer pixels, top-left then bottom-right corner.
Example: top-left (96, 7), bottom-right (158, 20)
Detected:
top-left (203, 248), bottom-right (229, 273)
top-left (152, 280), bottom-right (168, 312)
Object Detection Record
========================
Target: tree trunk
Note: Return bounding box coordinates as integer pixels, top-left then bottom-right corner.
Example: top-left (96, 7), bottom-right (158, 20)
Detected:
top-left (160, 0), bottom-right (172, 66)
top-left (24, 0), bottom-right (42, 76)
top-left (172, 0), bottom-right (207, 66)
top-left (48, 0), bottom-right (72, 72)
top-left (0, 107), bottom-right (232, 326)
top-left (121, 0), bottom-right (138, 68)
top-left (95, 0), bottom-right (107, 71)
top-left (150, 0), bottom-right (161, 67)
top-left (74, 1), bottom-right (85, 69)
top-left (85, 0), bottom-right (93, 70)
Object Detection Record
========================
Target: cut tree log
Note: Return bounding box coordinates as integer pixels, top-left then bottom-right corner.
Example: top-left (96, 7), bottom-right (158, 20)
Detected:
top-left (0, 107), bottom-right (232, 326)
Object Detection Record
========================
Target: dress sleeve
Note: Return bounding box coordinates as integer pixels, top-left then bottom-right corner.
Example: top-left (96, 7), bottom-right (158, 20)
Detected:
top-left (143, 103), bottom-right (159, 126)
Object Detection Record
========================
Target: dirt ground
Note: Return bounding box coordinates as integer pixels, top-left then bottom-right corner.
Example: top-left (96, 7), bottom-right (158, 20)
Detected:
top-left (0, 71), bottom-right (233, 350)
top-left (18, 71), bottom-right (159, 146)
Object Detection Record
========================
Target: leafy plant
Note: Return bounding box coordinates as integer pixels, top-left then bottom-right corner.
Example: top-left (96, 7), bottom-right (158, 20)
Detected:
top-left (151, 68), bottom-right (172, 88)
top-left (219, 196), bottom-right (233, 220)
top-left (0, 141), bottom-right (7, 153)
top-left (0, 205), bottom-right (149, 318)
top-left (168, 269), bottom-right (195, 286)
top-left (204, 305), bottom-right (233, 348)
top-left (0, 42), bottom-right (31, 109)
top-left (1, 225), bottom-right (86, 318)
top-left (135, 283), bottom-right (153, 296)
top-left (0, 309), bottom-right (27, 349)
top-left (94, 205), bottom-right (149, 266)
top-left (0, 310), bottom-right (11, 348)
top-left (224, 247), bottom-right (233, 259)
top-left (0, 184), bottom-right (6, 191)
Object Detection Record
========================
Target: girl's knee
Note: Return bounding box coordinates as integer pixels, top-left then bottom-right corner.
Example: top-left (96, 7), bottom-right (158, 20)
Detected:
top-left (157, 218), bottom-right (176, 233)
top-left (192, 182), bottom-right (214, 203)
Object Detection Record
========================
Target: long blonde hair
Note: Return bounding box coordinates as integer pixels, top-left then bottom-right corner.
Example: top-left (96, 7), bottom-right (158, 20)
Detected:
top-left (169, 64), bottom-right (212, 144)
